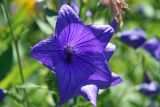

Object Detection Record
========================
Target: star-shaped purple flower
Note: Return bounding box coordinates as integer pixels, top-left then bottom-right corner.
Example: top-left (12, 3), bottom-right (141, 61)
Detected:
top-left (120, 28), bottom-right (146, 49)
top-left (142, 37), bottom-right (160, 61)
top-left (31, 5), bottom-right (123, 106)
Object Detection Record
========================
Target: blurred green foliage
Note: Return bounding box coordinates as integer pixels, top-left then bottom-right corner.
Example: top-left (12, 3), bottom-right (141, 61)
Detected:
top-left (0, 0), bottom-right (160, 107)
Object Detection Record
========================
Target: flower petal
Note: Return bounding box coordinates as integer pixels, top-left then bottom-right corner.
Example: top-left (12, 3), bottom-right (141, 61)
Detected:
top-left (85, 72), bottom-right (123, 89)
top-left (73, 53), bottom-right (122, 90)
top-left (79, 72), bottom-right (122, 106)
top-left (55, 4), bottom-right (82, 36)
top-left (104, 43), bottom-right (116, 61)
top-left (110, 73), bottom-right (123, 87)
top-left (80, 84), bottom-right (98, 107)
top-left (55, 61), bottom-right (80, 105)
top-left (31, 36), bottom-right (62, 70)
top-left (55, 53), bottom-right (110, 105)
top-left (86, 20), bottom-right (117, 46)
top-left (57, 23), bottom-right (105, 53)
top-left (76, 53), bottom-right (112, 89)
top-left (87, 63), bottom-right (112, 89)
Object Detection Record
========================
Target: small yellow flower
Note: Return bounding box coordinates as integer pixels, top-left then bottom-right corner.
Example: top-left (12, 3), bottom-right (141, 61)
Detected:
top-left (83, 0), bottom-right (89, 3)
top-left (16, 0), bottom-right (35, 11)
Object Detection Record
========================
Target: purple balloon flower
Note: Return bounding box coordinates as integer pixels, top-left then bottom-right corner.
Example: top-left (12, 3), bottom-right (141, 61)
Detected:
top-left (120, 28), bottom-right (146, 49)
top-left (0, 89), bottom-right (5, 102)
top-left (142, 37), bottom-right (160, 61)
top-left (31, 5), bottom-right (123, 106)
top-left (139, 73), bottom-right (160, 98)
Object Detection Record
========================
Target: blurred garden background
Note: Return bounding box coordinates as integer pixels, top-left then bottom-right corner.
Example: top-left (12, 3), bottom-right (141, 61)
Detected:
top-left (0, 0), bottom-right (160, 107)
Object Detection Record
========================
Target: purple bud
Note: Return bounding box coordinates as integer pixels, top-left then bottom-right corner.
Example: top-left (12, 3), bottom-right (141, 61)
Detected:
top-left (143, 37), bottom-right (160, 61)
top-left (120, 28), bottom-right (146, 49)
top-left (139, 81), bottom-right (160, 98)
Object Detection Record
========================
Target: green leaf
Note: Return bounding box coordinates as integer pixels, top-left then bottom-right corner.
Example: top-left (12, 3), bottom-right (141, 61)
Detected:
top-left (36, 19), bottom-right (53, 35)
top-left (16, 83), bottom-right (47, 89)
top-left (0, 46), bottom-right (13, 81)
top-left (45, 8), bottom-right (57, 17)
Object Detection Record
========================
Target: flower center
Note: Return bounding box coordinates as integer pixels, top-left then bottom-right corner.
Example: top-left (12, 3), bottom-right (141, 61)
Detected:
top-left (64, 46), bottom-right (75, 63)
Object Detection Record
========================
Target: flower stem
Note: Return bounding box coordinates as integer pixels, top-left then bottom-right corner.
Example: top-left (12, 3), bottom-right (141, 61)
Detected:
top-left (158, 62), bottom-right (160, 80)
top-left (1, 1), bottom-right (29, 107)
top-left (139, 50), bottom-right (147, 74)
top-left (79, 0), bottom-right (83, 17)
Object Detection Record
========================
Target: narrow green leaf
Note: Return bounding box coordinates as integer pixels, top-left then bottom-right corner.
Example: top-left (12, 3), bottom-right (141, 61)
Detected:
top-left (0, 46), bottom-right (13, 80)
top-left (45, 8), bottom-right (57, 17)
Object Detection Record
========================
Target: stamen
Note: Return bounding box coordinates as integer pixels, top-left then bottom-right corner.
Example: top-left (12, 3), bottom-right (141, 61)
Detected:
top-left (64, 46), bottom-right (75, 63)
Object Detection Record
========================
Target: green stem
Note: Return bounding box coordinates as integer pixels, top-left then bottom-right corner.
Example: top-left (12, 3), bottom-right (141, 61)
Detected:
top-left (1, 1), bottom-right (29, 107)
top-left (2, 0), bottom-right (25, 86)
top-left (158, 61), bottom-right (160, 80)
top-left (139, 50), bottom-right (146, 74)
top-left (79, 0), bottom-right (83, 18)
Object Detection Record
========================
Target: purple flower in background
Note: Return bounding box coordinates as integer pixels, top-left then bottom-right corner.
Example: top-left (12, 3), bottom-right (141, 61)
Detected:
top-left (120, 28), bottom-right (146, 49)
top-left (139, 81), bottom-right (160, 97)
top-left (0, 89), bottom-right (5, 102)
top-left (139, 73), bottom-right (160, 98)
top-left (86, 10), bottom-right (93, 18)
top-left (31, 5), bottom-right (123, 106)
top-left (142, 37), bottom-right (160, 61)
